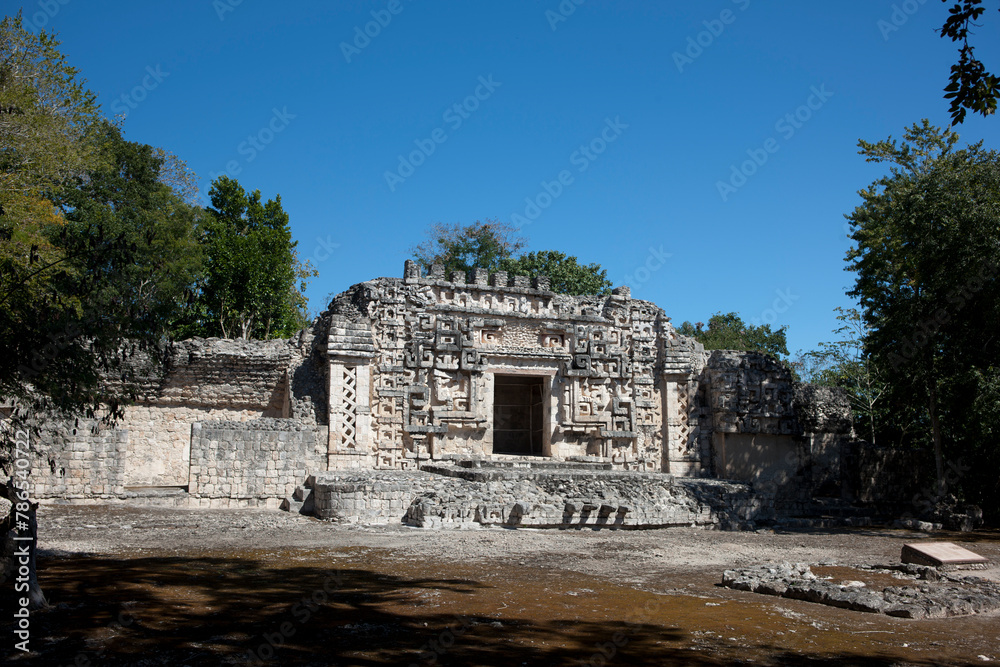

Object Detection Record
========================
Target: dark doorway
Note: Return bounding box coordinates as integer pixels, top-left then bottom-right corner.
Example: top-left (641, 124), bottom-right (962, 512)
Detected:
top-left (493, 375), bottom-right (545, 456)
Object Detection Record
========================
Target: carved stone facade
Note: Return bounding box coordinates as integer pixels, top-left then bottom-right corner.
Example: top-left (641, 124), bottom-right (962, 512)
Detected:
top-left (15, 262), bottom-right (856, 520)
top-left (319, 261), bottom-right (716, 475)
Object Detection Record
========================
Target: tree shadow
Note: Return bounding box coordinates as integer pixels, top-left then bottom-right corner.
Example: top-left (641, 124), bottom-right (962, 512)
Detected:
top-left (0, 552), bottom-right (990, 666)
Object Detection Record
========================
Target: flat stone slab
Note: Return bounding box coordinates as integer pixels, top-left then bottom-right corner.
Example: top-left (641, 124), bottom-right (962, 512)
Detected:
top-left (902, 542), bottom-right (989, 567)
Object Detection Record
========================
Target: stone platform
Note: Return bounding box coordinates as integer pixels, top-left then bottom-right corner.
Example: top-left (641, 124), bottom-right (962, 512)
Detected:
top-left (309, 460), bottom-right (772, 530)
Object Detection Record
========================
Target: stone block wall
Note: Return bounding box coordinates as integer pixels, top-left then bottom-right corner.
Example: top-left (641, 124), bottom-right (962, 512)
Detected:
top-left (794, 385), bottom-right (854, 497)
top-left (843, 442), bottom-right (930, 511)
top-left (188, 419), bottom-right (328, 508)
top-left (325, 265), bottom-right (673, 472)
top-left (159, 338), bottom-right (290, 412)
top-left (30, 421), bottom-right (127, 499)
top-left (121, 405), bottom-right (263, 487)
top-left (311, 470), bottom-right (434, 523)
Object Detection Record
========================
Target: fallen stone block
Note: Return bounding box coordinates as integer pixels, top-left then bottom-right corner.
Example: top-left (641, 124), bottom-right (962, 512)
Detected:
top-left (901, 542), bottom-right (989, 567)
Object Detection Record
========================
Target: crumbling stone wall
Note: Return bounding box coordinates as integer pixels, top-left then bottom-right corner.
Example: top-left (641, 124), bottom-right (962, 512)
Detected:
top-left (15, 262), bottom-right (859, 517)
top-left (701, 351), bottom-right (810, 511)
top-left (27, 336), bottom-right (324, 496)
top-left (794, 384), bottom-right (854, 497)
top-left (310, 465), bottom-right (769, 529)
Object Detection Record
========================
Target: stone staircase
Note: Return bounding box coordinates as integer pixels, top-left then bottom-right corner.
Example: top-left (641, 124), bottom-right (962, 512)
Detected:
top-left (279, 479), bottom-right (316, 516)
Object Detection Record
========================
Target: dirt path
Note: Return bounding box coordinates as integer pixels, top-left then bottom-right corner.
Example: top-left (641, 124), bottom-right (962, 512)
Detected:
top-left (3, 503), bottom-right (998, 666)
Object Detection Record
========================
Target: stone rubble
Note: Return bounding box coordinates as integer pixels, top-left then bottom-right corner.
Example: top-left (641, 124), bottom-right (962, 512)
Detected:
top-left (721, 561), bottom-right (1000, 619)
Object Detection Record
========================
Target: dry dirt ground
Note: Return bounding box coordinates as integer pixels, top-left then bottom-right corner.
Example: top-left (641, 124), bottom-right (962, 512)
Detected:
top-left (3, 503), bottom-right (1000, 666)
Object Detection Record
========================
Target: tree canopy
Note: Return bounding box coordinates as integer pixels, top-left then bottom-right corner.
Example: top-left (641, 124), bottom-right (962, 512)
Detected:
top-left (677, 312), bottom-right (790, 359)
top-left (845, 120), bottom-right (1000, 509)
top-left (412, 220), bottom-right (612, 296)
top-left (411, 219), bottom-right (525, 276)
top-left (794, 307), bottom-right (885, 445)
top-left (499, 250), bottom-right (612, 296)
top-left (187, 176), bottom-right (314, 341)
top-left (0, 15), bottom-right (315, 466)
top-left (0, 14), bottom-right (157, 441)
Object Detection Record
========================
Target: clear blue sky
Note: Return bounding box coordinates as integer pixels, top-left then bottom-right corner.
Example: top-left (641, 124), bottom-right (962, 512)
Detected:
top-left (14, 0), bottom-right (998, 354)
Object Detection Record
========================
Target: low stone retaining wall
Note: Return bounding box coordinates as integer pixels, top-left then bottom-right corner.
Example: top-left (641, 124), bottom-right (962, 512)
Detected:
top-left (29, 421), bottom-right (128, 500)
top-left (310, 464), bottom-right (772, 529)
top-left (310, 471), bottom-right (436, 523)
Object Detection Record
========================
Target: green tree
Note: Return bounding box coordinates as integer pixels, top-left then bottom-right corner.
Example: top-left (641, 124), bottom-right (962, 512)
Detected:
top-left (795, 307), bottom-right (886, 444)
top-left (499, 250), bottom-right (612, 296)
top-left (940, 0), bottom-right (999, 124)
top-left (194, 176), bottom-right (313, 340)
top-left (412, 220), bottom-right (613, 295)
top-left (54, 121), bottom-right (205, 334)
top-left (412, 219), bottom-right (525, 276)
top-left (678, 312), bottom-right (790, 359)
top-left (846, 120), bottom-right (1000, 506)
top-left (0, 16), bottom-right (195, 606)
top-left (0, 13), bottom-right (157, 442)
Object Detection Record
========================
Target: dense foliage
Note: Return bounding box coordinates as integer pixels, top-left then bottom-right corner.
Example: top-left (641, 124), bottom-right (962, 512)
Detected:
top-left (0, 14), bottom-right (313, 461)
top-left (412, 220), bottom-right (611, 296)
top-left (188, 176), bottom-right (313, 340)
top-left (845, 120), bottom-right (1000, 513)
top-left (793, 308), bottom-right (885, 445)
top-left (498, 250), bottom-right (612, 296)
top-left (677, 312), bottom-right (790, 359)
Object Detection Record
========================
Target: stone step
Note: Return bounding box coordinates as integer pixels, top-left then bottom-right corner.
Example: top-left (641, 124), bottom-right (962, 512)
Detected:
top-left (452, 458), bottom-right (614, 471)
top-left (776, 516), bottom-right (874, 529)
top-left (121, 486), bottom-right (190, 506)
top-left (281, 488), bottom-right (315, 516)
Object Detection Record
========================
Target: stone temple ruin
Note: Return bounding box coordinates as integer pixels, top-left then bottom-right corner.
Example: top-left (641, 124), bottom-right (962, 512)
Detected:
top-left (18, 261), bottom-right (875, 530)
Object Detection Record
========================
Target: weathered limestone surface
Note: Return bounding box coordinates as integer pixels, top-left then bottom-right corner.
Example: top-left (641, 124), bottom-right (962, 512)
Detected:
top-left (322, 262), bottom-right (681, 473)
top-left (722, 562), bottom-right (1000, 619)
top-left (29, 421), bottom-right (128, 499)
top-left (18, 262), bottom-right (859, 526)
top-left (189, 419), bottom-right (328, 508)
top-left (28, 336), bottom-right (328, 496)
top-left (309, 464), bottom-right (767, 529)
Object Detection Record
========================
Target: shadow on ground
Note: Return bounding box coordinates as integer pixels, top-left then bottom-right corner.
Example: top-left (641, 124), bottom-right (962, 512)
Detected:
top-left (1, 551), bottom-right (991, 666)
